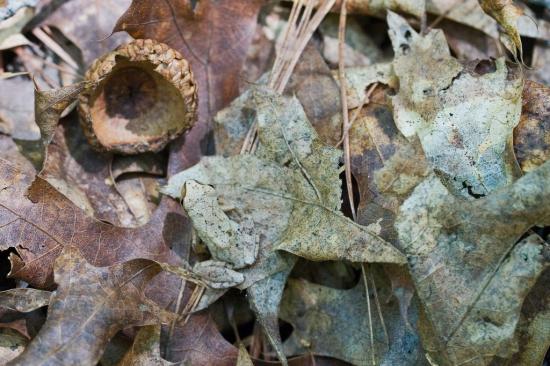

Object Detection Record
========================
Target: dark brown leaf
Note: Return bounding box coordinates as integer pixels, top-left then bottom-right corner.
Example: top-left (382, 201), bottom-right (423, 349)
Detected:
top-left (114, 0), bottom-right (264, 166)
top-left (7, 246), bottom-right (174, 366)
top-left (42, 0), bottom-right (132, 67)
top-left (0, 157), bottom-right (183, 289)
top-left (163, 313), bottom-right (238, 365)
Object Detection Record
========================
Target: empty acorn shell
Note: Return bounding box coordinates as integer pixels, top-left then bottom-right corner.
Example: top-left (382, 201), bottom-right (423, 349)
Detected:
top-left (78, 39), bottom-right (197, 154)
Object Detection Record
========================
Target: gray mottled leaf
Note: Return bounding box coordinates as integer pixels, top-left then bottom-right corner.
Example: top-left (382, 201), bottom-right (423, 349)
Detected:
top-left (395, 160), bottom-right (550, 365)
top-left (388, 12), bottom-right (523, 198)
top-left (280, 274), bottom-right (427, 366)
top-left (0, 289), bottom-right (51, 313)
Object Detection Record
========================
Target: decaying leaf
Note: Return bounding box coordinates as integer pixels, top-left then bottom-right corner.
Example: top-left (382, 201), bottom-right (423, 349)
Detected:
top-left (34, 81), bottom-right (90, 146)
top-left (334, 0), bottom-right (549, 50)
top-left (280, 275), bottom-right (427, 366)
top-left (7, 246), bottom-right (175, 366)
top-left (118, 325), bottom-right (174, 366)
top-left (514, 80), bottom-right (550, 173)
top-left (39, 117), bottom-right (138, 226)
top-left (388, 12), bottom-right (523, 198)
top-left (395, 160), bottom-right (550, 366)
top-left (335, 62), bottom-right (396, 109)
top-left (0, 289), bottom-right (51, 313)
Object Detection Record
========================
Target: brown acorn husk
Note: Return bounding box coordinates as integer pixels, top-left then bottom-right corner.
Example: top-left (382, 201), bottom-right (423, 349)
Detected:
top-left (78, 39), bottom-right (197, 154)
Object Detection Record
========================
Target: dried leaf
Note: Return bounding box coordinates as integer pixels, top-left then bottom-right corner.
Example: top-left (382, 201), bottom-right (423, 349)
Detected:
top-left (0, 7), bottom-right (33, 49)
top-left (388, 12), bottom-right (523, 198)
top-left (43, 0), bottom-right (131, 67)
top-left (164, 87), bottom-right (404, 365)
top-left (182, 180), bottom-right (258, 269)
top-left (7, 246), bottom-right (175, 366)
top-left (478, 0), bottom-right (523, 59)
top-left (39, 117), bottom-right (138, 226)
top-left (34, 81), bottom-right (89, 146)
top-left (0, 76), bottom-right (39, 140)
top-left (502, 269), bottom-right (550, 366)
top-left (349, 86), bottom-right (430, 246)
top-left (335, 62), bottom-right (396, 109)
top-left (0, 157), bottom-right (182, 289)
top-left (162, 313), bottom-right (238, 365)
top-left (164, 87), bottom-right (405, 265)
top-left (395, 161), bottom-right (550, 365)
top-left (280, 276), bottom-right (427, 366)
top-left (237, 343), bottom-right (254, 366)
top-left (118, 325), bottom-right (174, 366)
top-left (0, 289), bottom-right (51, 313)
top-left (114, 0), bottom-right (264, 166)
top-left (513, 80), bottom-right (550, 173)
top-left (0, 328), bottom-right (27, 364)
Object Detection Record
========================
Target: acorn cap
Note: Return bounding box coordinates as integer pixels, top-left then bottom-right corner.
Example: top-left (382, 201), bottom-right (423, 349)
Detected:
top-left (78, 39), bottom-right (197, 154)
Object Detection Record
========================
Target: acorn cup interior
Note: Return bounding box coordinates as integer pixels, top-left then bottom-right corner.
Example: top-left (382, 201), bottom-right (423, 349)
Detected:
top-left (88, 57), bottom-right (188, 152)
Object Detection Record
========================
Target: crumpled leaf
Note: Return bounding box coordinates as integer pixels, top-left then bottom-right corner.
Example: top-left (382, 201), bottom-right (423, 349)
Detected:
top-left (34, 81), bottom-right (90, 146)
top-left (513, 80), bottom-right (550, 173)
top-left (0, 289), bottom-right (51, 313)
top-left (280, 275), bottom-right (427, 366)
top-left (337, 0), bottom-right (550, 48)
top-left (0, 156), bottom-right (181, 289)
top-left (7, 246), bottom-right (175, 366)
top-left (215, 43), bottom-right (343, 156)
top-left (118, 325), bottom-right (174, 366)
top-left (395, 160), bottom-right (550, 366)
top-left (115, 0), bottom-right (264, 167)
top-left (478, 0), bottom-right (523, 59)
top-left (182, 180), bottom-right (258, 269)
top-left (388, 12), bottom-right (523, 198)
